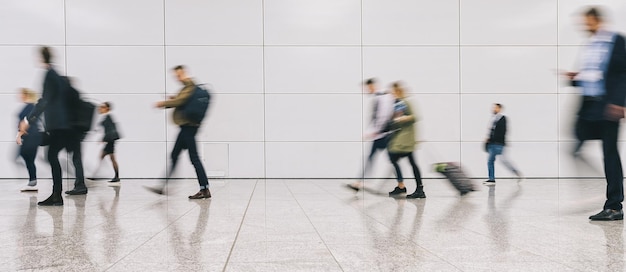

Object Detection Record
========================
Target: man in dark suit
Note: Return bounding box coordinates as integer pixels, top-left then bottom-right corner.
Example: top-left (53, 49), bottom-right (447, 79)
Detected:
top-left (484, 103), bottom-right (521, 185)
top-left (18, 47), bottom-right (87, 206)
top-left (566, 7), bottom-right (626, 221)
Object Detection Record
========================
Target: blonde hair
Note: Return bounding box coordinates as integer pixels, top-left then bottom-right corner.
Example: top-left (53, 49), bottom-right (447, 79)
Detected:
top-left (20, 88), bottom-right (38, 103)
top-left (391, 82), bottom-right (407, 98)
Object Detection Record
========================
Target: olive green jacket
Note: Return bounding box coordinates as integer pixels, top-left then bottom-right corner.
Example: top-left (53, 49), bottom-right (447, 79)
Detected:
top-left (387, 99), bottom-right (417, 154)
top-left (161, 78), bottom-right (198, 126)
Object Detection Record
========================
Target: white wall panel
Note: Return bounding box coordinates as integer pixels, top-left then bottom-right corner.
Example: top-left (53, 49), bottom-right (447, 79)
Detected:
top-left (461, 47), bottom-right (557, 93)
top-left (112, 142), bottom-right (167, 179)
top-left (85, 94), bottom-right (167, 142)
top-left (65, 0), bottom-right (164, 45)
top-left (264, 0), bottom-right (361, 45)
top-left (0, 46), bottom-right (66, 94)
top-left (165, 46), bottom-right (263, 94)
top-left (558, 46), bottom-right (582, 94)
top-left (410, 95), bottom-right (461, 142)
top-left (264, 47), bottom-right (361, 94)
top-left (165, 0), bottom-right (263, 45)
top-left (362, 0), bottom-right (459, 45)
top-left (461, 94), bottom-right (558, 142)
top-left (461, 0), bottom-right (557, 45)
top-left (265, 142), bottom-right (361, 178)
top-left (363, 47), bottom-right (459, 93)
top-left (197, 94), bottom-right (264, 142)
top-left (265, 94), bottom-right (361, 142)
top-left (66, 46), bottom-right (165, 94)
top-left (228, 142), bottom-right (265, 178)
top-left (0, 0), bottom-right (65, 45)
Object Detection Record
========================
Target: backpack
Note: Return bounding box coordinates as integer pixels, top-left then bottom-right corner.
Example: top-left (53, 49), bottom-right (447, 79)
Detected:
top-left (63, 77), bottom-right (96, 132)
top-left (181, 84), bottom-right (211, 124)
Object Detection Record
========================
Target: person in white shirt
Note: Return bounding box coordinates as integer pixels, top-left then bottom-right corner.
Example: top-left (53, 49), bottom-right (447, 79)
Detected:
top-left (347, 78), bottom-right (395, 191)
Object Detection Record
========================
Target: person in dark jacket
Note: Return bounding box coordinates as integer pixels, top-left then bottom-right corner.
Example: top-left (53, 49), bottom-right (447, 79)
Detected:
top-left (147, 65), bottom-right (210, 199)
top-left (18, 46), bottom-right (86, 206)
top-left (484, 103), bottom-right (521, 185)
top-left (565, 7), bottom-right (626, 221)
top-left (88, 102), bottom-right (121, 183)
top-left (16, 88), bottom-right (42, 192)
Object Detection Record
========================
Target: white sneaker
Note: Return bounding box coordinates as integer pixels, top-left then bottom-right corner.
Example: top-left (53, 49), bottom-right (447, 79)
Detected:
top-left (20, 185), bottom-right (38, 192)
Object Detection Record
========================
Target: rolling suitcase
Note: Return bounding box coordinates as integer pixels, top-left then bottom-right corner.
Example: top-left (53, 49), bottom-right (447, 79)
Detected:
top-left (434, 162), bottom-right (476, 195)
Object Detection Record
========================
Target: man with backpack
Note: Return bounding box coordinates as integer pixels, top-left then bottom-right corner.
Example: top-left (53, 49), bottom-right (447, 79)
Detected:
top-left (149, 65), bottom-right (211, 199)
top-left (17, 47), bottom-right (89, 205)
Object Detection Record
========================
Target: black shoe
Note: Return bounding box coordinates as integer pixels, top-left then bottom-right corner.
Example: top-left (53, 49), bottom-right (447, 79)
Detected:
top-left (483, 180), bottom-right (496, 185)
top-left (109, 177), bottom-right (121, 183)
top-left (589, 209), bottom-right (624, 221)
top-left (38, 195), bottom-right (63, 206)
top-left (406, 188), bottom-right (426, 199)
top-left (189, 189), bottom-right (211, 199)
top-left (144, 186), bottom-right (165, 195)
top-left (65, 188), bottom-right (88, 195)
top-left (345, 184), bottom-right (361, 192)
top-left (389, 187), bottom-right (407, 196)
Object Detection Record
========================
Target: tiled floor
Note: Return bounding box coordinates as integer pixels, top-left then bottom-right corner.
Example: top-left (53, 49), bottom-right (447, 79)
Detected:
top-left (0, 178), bottom-right (624, 271)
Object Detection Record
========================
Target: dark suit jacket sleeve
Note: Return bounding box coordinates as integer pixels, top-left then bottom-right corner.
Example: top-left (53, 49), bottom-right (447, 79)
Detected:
top-left (606, 34), bottom-right (626, 107)
top-left (27, 69), bottom-right (54, 123)
top-left (490, 116), bottom-right (507, 144)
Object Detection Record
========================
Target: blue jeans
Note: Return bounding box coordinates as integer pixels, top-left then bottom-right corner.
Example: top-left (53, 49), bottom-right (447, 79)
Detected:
top-left (487, 143), bottom-right (518, 181)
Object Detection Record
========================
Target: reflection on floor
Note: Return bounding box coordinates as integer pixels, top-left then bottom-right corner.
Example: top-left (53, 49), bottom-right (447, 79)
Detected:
top-left (0, 178), bottom-right (623, 271)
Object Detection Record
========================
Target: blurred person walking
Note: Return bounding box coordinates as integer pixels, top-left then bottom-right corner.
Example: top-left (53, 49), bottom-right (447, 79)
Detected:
top-left (148, 65), bottom-right (211, 199)
top-left (386, 82), bottom-right (425, 199)
top-left (88, 102), bottom-right (121, 183)
top-left (564, 7), bottom-right (626, 221)
top-left (15, 88), bottom-right (42, 192)
top-left (483, 103), bottom-right (522, 185)
top-left (18, 46), bottom-right (83, 206)
top-left (347, 78), bottom-right (394, 192)
top-left (61, 76), bottom-right (91, 196)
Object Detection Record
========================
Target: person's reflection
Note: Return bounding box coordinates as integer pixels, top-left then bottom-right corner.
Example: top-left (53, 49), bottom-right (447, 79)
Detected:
top-left (406, 199), bottom-right (426, 241)
top-left (17, 197), bottom-right (64, 269)
top-left (591, 221), bottom-right (624, 272)
top-left (159, 199), bottom-right (211, 268)
top-left (484, 184), bottom-right (522, 251)
top-left (435, 197), bottom-right (476, 231)
top-left (67, 195), bottom-right (94, 268)
top-left (99, 186), bottom-right (121, 263)
top-left (361, 198), bottom-right (426, 271)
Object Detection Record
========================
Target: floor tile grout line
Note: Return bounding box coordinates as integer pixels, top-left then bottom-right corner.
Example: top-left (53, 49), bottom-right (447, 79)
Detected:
top-left (283, 181), bottom-right (346, 271)
top-left (221, 179), bottom-right (259, 272)
top-left (103, 197), bottom-right (202, 271)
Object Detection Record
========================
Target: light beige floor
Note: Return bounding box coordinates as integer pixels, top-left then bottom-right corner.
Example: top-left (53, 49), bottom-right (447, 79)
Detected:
top-left (0, 178), bottom-right (623, 271)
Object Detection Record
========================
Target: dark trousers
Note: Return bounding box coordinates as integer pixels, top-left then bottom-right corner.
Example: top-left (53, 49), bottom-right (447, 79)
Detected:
top-left (170, 126), bottom-right (208, 189)
top-left (48, 130), bottom-right (85, 195)
top-left (599, 120), bottom-right (624, 210)
top-left (361, 137), bottom-right (389, 178)
top-left (20, 136), bottom-right (40, 181)
top-left (389, 152), bottom-right (423, 187)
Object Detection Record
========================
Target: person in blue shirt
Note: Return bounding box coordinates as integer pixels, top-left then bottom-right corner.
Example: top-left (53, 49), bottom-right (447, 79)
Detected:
top-left (16, 88), bottom-right (42, 192)
top-left (565, 7), bottom-right (626, 221)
